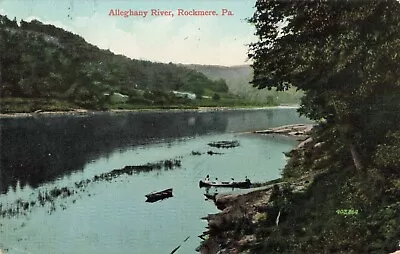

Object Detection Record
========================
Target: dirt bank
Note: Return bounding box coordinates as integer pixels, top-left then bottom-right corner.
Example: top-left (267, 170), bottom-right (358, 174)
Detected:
top-left (199, 186), bottom-right (275, 254)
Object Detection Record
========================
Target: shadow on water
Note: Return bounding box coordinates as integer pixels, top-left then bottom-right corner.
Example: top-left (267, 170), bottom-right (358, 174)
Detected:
top-left (0, 108), bottom-right (311, 194)
top-left (0, 111), bottom-right (227, 194)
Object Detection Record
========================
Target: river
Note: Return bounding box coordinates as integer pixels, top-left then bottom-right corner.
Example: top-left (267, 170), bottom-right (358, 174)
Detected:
top-left (0, 108), bottom-right (311, 254)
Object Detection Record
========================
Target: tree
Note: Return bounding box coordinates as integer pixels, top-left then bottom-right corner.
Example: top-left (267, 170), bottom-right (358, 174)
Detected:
top-left (248, 0), bottom-right (400, 171)
top-left (212, 93), bottom-right (220, 101)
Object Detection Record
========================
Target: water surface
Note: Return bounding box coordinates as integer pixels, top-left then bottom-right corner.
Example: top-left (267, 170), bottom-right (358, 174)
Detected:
top-left (0, 108), bottom-right (311, 253)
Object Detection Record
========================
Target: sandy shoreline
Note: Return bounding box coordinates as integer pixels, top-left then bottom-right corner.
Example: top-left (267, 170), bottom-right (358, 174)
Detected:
top-left (0, 105), bottom-right (299, 119)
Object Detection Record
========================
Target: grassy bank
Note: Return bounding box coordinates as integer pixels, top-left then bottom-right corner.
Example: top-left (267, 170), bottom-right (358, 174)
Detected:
top-left (0, 97), bottom-right (274, 114)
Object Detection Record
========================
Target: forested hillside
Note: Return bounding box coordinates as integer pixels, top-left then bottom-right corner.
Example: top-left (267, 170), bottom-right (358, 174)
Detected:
top-left (0, 15), bottom-right (234, 112)
top-left (185, 64), bottom-right (303, 105)
top-left (243, 0), bottom-right (400, 252)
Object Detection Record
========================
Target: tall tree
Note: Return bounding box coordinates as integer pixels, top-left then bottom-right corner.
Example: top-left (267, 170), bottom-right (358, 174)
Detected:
top-left (248, 0), bottom-right (400, 171)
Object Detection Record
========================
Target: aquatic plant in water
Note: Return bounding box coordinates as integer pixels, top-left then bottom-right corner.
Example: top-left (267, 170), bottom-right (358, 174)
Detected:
top-left (0, 158), bottom-right (182, 218)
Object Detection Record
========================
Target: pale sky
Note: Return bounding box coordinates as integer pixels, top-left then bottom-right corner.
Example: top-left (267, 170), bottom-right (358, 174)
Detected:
top-left (0, 0), bottom-right (257, 66)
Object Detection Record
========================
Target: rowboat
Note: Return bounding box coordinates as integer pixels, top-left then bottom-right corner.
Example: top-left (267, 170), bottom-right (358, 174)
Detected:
top-left (199, 180), bottom-right (251, 189)
top-left (145, 188), bottom-right (173, 202)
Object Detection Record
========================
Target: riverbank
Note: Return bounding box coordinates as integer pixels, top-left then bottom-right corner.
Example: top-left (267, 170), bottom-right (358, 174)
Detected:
top-left (198, 122), bottom-right (400, 254)
top-left (198, 123), bottom-right (317, 253)
top-left (0, 96), bottom-right (282, 116)
top-left (0, 105), bottom-right (299, 119)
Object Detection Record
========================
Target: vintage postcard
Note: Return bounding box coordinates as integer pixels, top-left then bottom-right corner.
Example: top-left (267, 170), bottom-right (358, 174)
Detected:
top-left (1, 0), bottom-right (399, 253)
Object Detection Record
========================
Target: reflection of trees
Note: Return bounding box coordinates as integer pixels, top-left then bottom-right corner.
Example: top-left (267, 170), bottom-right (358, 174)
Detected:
top-left (224, 108), bottom-right (310, 132)
top-left (0, 111), bottom-right (228, 193)
top-left (266, 109), bottom-right (274, 120)
top-left (0, 109), bottom-right (310, 194)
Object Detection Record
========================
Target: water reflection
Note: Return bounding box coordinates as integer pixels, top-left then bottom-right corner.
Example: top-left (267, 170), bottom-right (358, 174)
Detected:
top-left (0, 109), bottom-right (310, 194)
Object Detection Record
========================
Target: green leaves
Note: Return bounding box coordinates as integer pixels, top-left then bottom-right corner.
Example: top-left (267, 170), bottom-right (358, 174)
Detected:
top-left (374, 131), bottom-right (400, 168)
top-left (249, 0), bottom-right (400, 96)
top-left (249, 0), bottom-right (400, 171)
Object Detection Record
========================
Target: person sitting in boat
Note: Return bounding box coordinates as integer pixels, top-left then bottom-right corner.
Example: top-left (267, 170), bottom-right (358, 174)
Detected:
top-left (205, 175), bottom-right (210, 183)
top-left (229, 178), bottom-right (235, 184)
top-left (213, 178), bottom-right (220, 185)
top-left (245, 176), bottom-right (250, 183)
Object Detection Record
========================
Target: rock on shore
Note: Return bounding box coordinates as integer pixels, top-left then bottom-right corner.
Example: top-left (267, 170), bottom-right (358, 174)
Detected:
top-left (199, 184), bottom-right (286, 254)
top-left (254, 124), bottom-right (314, 139)
top-left (199, 181), bottom-right (319, 253)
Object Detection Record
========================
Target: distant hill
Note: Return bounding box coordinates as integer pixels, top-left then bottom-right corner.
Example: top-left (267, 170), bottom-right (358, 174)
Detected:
top-left (184, 64), bottom-right (303, 105)
top-left (0, 15), bottom-right (230, 112)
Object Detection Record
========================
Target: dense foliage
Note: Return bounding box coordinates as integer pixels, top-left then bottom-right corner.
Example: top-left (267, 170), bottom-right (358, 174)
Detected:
top-left (249, 0), bottom-right (400, 170)
top-left (248, 0), bottom-right (400, 252)
top-left (0, 15), bottom-right (230, 111)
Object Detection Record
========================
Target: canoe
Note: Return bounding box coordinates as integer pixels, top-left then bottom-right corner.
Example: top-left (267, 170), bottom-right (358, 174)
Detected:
top-left (145, 188), bottom-right (173, 202)
top-left (199, 180), bottom-right (251, 189)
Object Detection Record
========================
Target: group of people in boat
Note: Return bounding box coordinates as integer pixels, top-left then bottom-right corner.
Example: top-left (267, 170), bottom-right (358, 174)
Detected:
top-left (204, 174), bottom-right (250, 184)
top-left (205, 175), bottom-right (223, 184)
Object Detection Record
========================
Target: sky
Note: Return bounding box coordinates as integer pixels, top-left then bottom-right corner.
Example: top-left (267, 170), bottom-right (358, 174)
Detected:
top-left (0, 0), bottom-right (258, 66)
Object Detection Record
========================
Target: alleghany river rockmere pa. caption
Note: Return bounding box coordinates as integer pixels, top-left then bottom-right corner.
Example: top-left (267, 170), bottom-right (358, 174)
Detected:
top-left (108, 8), bottom-right (235, 18)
